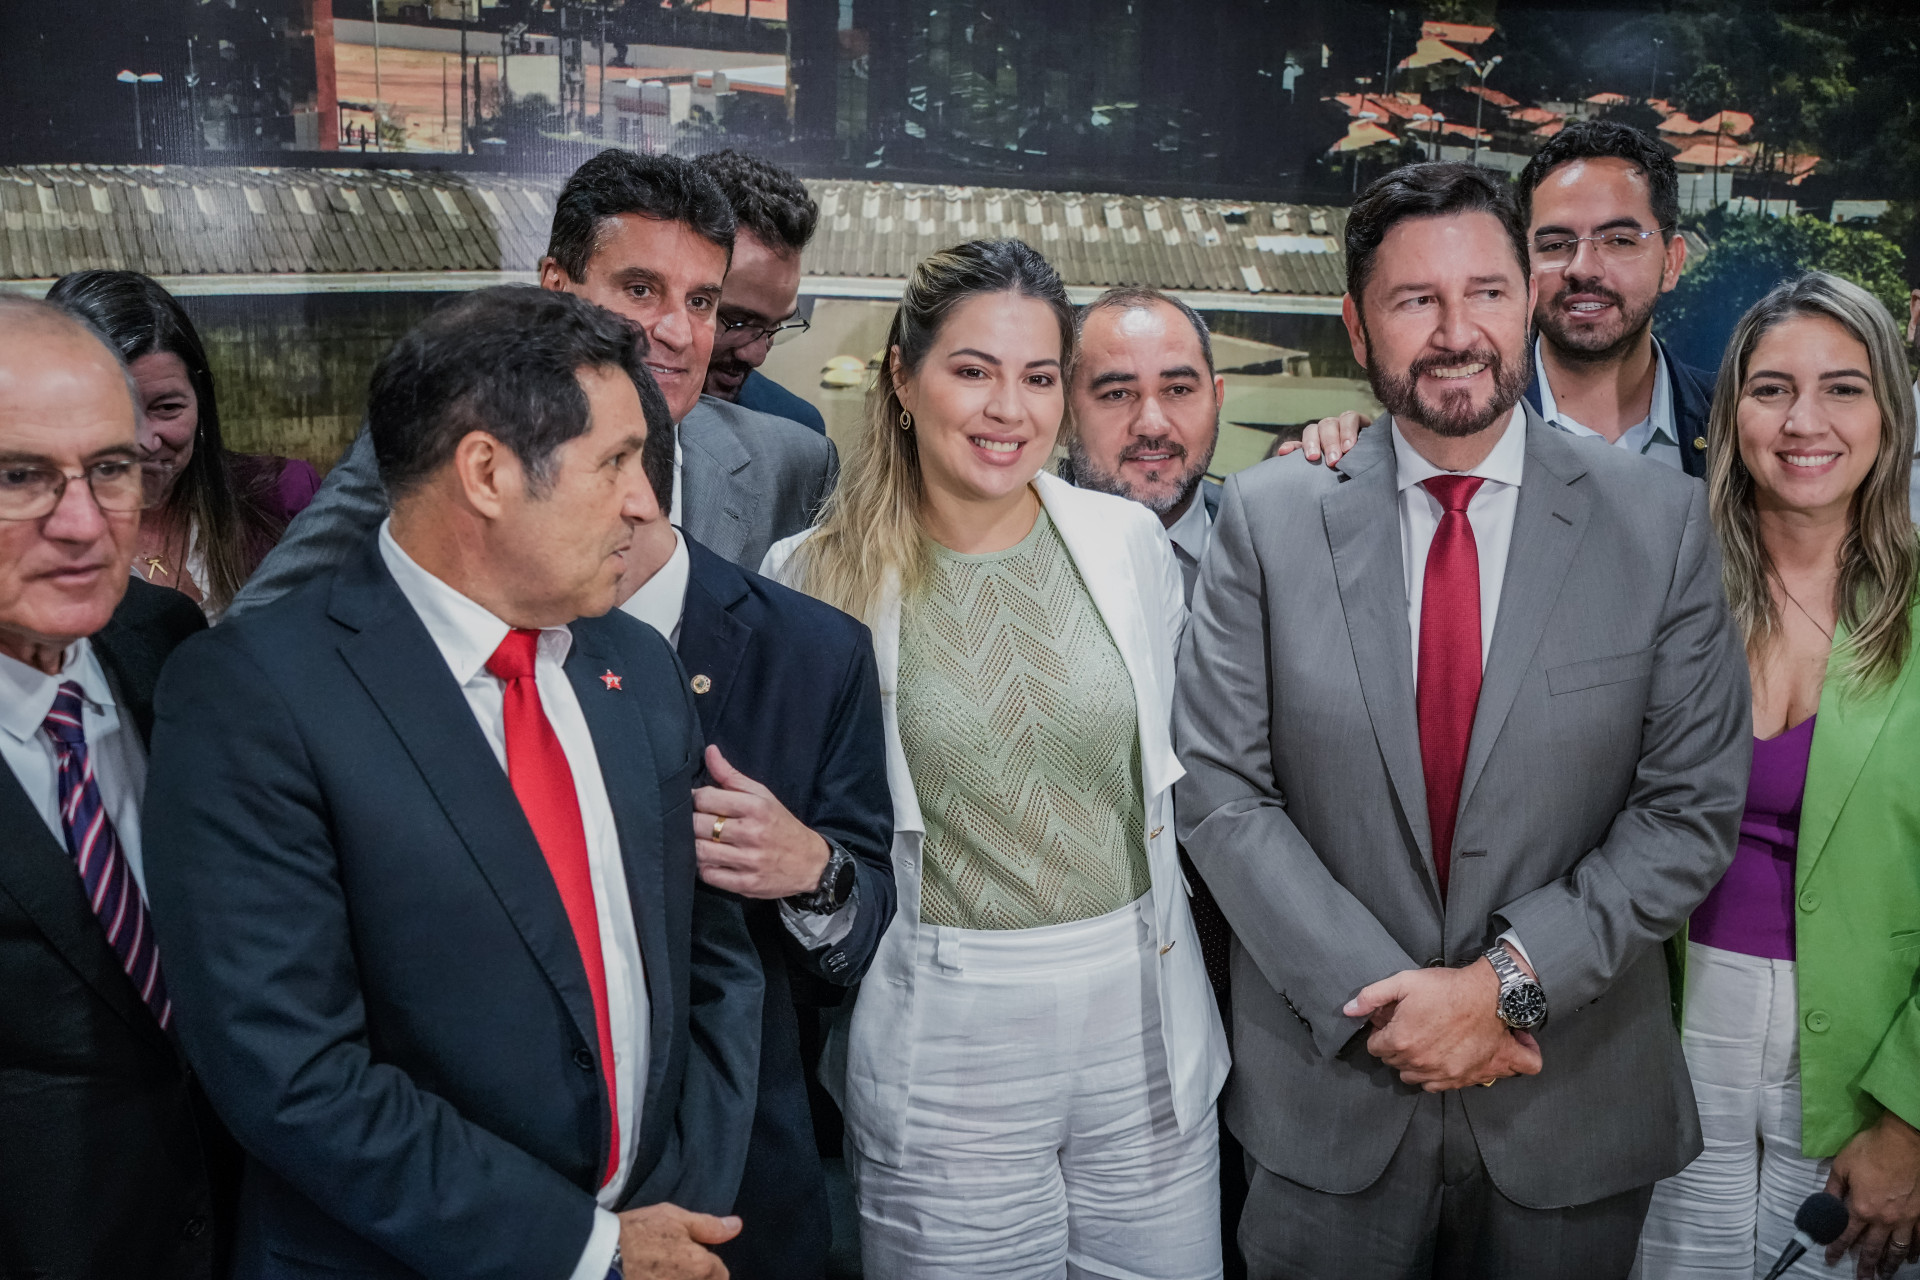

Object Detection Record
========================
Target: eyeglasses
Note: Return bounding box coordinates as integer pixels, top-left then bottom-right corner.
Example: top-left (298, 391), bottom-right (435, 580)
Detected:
top-left (718, 312), bottom-right (811, 347)
top-left (1532, 227), bottom-right (1672, 270)
top-left (0, 459), bottom-right (151, 521)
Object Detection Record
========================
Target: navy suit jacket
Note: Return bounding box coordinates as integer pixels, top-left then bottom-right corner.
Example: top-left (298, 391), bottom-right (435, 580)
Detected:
top-left (678, 538), bottom-right (893, 1279)
top-left (735, 369), bottom-right (828, 436)
top-left (0, 580), bottom-right (238, 1278)
top-left (1524, 337), bottom-right (1713, 480)
top-left (142, 536), bottom-right (763, 1280)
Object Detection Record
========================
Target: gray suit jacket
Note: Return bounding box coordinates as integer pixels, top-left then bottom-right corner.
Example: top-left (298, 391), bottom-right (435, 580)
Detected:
top-left (227, 396), bottom-right (837, 619)
top-left (1173, 406), bottom-right (1750, 1209)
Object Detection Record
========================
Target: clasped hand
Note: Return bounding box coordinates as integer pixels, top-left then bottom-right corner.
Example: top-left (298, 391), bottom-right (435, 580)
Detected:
top-left (1343, 957), bottom-right (1543, 1092)
top-left (692, 745), bottom-right (830, 900)
top-left (616, 1203), bottom-right (739, 1279)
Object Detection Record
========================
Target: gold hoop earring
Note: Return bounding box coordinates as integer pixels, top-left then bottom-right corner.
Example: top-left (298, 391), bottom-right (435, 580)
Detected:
top-left (899, 409), bottom-right (913, 432)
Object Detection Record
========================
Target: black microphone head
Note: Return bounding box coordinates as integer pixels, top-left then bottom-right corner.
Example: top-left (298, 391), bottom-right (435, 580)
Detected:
top-left (1797, 1192), bottom-right (1849, 1245)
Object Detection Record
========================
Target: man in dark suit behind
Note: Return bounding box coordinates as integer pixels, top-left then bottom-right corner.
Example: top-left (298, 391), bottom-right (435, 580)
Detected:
top-left (143, 287), bottom-right (762, 1279)
top-left (614, 415), bottom-right (894, 1279)
top-left (0, 296), bottom-right (236, 1277)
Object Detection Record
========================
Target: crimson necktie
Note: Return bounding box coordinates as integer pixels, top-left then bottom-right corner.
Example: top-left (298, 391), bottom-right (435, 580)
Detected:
top-left (43, 682), bottom-right (172, 1028)
top-left (1416, 475), bottom-right (1486, 901)
top-left (486, 629), bottom-right (621, 1188)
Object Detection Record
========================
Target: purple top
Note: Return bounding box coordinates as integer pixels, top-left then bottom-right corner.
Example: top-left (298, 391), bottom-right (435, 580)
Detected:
top-left (1690, 715), bottom-right (1815, 961)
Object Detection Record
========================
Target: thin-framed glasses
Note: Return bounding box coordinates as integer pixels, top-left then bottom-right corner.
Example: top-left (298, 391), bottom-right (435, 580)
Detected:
top-left (718, 312), bottom-right (812, 347)
top-left (0, 458), bottom-right (151, 520)
top-left (1532, 226), bottom-right (1673, 270)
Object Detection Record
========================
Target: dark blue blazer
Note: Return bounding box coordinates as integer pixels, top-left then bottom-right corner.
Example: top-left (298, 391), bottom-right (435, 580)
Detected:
top-left (1524, 337), bottom-right (1714, 479)
top-left (735, 369), bottom-right (828, 435)
top-left (0, 580), bottom-right (238, 1278)
top-left (142, 536), bottom-right (763, 1280)
top-left (678, 538), bottom-right (894, 1280)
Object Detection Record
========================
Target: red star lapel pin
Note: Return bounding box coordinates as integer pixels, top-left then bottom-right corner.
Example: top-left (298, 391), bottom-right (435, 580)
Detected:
top-left (600, 669), bottom-right (623, 691)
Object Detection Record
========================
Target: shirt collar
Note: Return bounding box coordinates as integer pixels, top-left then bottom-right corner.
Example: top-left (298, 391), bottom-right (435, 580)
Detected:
top-left (1164, 486), bottom-right (1213, 561)
top-left (619, 525), bottom-right (691, 644)
top-left (1534, 336), bottom-right (1677, 451)
top-left (0, 636), bottom-right (118, 746)
top-left (1391, 404), bottom-right (1527, 494)
top-left (377, 519), bottom-right (572, 686)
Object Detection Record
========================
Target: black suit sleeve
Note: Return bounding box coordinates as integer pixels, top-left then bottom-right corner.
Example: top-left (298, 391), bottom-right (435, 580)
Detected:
top-left (142, 629), bottom-right (599, 1280)
top-left (789, 625), bottom-right (894, 985)
top-left (656, 673), bottom-right (764, 1217)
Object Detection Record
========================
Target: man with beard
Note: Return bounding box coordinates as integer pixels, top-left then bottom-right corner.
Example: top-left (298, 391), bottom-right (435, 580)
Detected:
top-left (1063, 286), bottom-right (1224, 604)
top-left (1173, 163), bottom-right (1748, 1278)
top-left (694, 149), bottom-right (828, 435)
top-left (1287, 122), bottom-right (1712, 478)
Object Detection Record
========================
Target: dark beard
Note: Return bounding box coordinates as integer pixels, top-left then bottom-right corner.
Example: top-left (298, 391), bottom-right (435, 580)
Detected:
top-left (1536, 278), bottom-right (1659, 365)
top-left (1369, 343), bottom-right (1529, 439)
top-left (1065, 432), bottom-right (1214, 517)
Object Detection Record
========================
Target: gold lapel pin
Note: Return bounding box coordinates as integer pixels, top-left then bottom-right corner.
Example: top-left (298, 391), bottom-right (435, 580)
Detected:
top-left (691, 674), bottom-right (712, 694)
top-left (1693, 436), bottom-right (1707, 450)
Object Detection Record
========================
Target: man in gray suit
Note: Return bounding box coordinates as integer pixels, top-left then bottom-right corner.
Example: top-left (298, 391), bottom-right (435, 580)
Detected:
top-left (1174, 163), bottom-right (1749, 1279)
top-left (228, 151), bottom-right (834, 618)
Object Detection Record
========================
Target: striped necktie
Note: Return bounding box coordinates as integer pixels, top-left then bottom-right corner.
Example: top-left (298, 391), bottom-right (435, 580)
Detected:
top-left (42, 681), bottom-right (172, 1029)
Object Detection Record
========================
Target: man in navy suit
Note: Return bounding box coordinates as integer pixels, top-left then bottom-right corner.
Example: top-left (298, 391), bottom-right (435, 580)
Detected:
top-left (616, 381), bottom-right (894, 1279)
top-left (143, 287), bottom-right (762, 1280)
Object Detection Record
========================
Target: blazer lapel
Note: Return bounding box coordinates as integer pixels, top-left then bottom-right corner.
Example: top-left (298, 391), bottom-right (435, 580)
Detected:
top-left (1323, 421), bottom-right (1435, 868)
top-left (563, 624), bottom-right (673, 1118)
top-left (679, 405), bottom-right (756, 566)
top-left (0, 765), bottom-right (173, 1052)
top-left (676, 545), bottom-right (753, 741)
top-left (1797, 615), bottom-right (1918, 884)
top-left (329, 546), bottom-right (603, 1070)
top-left (1457, 414), bottom-right (1591, 815)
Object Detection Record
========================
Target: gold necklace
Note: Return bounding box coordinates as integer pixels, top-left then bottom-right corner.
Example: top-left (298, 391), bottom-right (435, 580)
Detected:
top-left (1774, 574), bottom-right (1834, 641)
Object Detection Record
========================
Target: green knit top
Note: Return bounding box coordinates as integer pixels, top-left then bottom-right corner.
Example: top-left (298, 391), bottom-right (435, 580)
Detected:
top-left (898, 508), bottom-right (1151, 931)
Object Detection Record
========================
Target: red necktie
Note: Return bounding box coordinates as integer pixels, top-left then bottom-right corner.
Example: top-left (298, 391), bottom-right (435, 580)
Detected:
top-left (1416, 475), bottom-right (1486, 901)
top-left (486, 628), bottom-right (621, 1189)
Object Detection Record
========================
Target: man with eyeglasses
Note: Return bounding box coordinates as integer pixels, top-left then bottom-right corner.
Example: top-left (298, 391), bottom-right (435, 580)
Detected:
top-left (0, 295), bottom-right (237, 1277)
top-left (1290, 121), bottom-right (1714, 479)
top-left (694, 150), bottom-right (828, 436)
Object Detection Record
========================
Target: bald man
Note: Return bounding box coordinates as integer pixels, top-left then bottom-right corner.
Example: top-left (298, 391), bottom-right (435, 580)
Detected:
top-left (0, 297), bottom-right (237, 1276)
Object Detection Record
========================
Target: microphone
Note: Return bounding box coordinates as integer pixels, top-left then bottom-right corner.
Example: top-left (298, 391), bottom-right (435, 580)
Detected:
top-left (1760, 1192), bottom-right (1849, 1280)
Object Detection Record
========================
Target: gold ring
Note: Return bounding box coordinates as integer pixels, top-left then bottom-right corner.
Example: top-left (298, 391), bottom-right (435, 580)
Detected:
top-left (1479, 1078), bottom-right (1497, 1088)
top-left (710, 816), bottom-right (727, 843)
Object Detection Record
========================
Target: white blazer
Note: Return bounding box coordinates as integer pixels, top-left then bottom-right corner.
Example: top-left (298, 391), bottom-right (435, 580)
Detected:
top-left (763, 470), bottom-right (1230, 1165)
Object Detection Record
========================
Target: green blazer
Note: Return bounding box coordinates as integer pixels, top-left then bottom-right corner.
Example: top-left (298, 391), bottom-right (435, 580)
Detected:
top-left (1794, 598), bottom-right (1920, 1158)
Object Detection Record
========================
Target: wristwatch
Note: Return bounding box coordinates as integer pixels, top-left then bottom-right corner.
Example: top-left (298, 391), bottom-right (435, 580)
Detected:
top-left (787, 840), bottom-right (856, 915)
top-left (1484, 944), bottom-right (1548, 1031)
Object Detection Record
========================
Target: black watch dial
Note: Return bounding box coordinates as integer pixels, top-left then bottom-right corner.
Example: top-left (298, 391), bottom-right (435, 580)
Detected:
top-left (1499, 982), bottom-right (1548, 1031)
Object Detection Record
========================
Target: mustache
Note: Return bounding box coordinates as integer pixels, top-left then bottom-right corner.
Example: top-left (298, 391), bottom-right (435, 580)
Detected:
top-left (1407, 347), bottom-right (1504, 380)
top-left (1549, 280), bottom-right (1629, 311)
top-left (1119, 437), bottom-right (1188, 462)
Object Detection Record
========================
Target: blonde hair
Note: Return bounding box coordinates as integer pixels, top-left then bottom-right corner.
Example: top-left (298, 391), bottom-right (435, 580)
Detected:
top-left (1706, 271), bottom-right (1919, 689)
top-left (794, 239), bottom-right (1075, 622)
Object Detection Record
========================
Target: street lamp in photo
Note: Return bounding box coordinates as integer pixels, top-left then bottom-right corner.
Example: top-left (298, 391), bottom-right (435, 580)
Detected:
top-left (1467, 55), bottom-right (1502, 165)
top-left (116, 70), bottom-right (164, 153)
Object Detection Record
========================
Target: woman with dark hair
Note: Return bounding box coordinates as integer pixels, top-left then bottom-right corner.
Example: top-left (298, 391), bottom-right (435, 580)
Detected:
top-left (1638, 273), bottom-right (1920, 1279)
top-left (46, 271), bottom-right (320, 618)
top-left (765, 239), bottom-right (1229, 1277)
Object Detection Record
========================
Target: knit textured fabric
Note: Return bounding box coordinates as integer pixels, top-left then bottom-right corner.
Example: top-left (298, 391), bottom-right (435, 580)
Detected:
top-left (900, 509), bottom-right (1151, 931)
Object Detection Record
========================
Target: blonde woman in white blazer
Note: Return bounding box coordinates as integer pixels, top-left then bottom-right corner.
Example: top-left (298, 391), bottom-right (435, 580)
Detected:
top-left (764, 239), bottom-right (1230, 1279)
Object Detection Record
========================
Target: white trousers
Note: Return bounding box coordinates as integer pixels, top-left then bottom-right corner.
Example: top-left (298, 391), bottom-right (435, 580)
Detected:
top-left (849, 899), bottom-right (1222, 1280)
top-left (1638, 942), bottom-right (1919, 1280)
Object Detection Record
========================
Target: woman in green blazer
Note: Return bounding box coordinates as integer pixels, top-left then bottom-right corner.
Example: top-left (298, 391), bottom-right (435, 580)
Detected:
top-left (1639, 272), bottom-right (1920, 1280)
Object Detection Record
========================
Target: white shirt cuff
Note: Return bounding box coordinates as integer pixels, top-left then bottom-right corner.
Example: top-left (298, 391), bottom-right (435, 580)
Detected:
top-left (569, 1208), bottom-right (622, 1280)
top-left (779, 891), bottom-right (858, 949)
top-left (1496, 928), bottom-right (1532, 971)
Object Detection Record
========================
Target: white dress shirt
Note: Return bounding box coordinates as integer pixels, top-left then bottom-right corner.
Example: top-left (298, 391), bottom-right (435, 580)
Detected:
top-left (1164, 485), bottom-right (1214, 606)
top-left (1534, 337), bottom-right (1682, 472)
top-left (1392, 409), bottom-right (1534, 969)
top-left (618, 524), bottom-right (858, 950)
top-left (378, 522), bottom-right (643, 1280)
top-left (0, 638), bottom-right (149, 893)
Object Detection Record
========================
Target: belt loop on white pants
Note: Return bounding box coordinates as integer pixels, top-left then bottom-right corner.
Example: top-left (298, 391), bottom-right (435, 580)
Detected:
top-left (934, 924), bottom-right (963, 973)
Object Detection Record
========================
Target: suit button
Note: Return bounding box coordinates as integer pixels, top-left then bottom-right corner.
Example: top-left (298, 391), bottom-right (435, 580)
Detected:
top-left (181, 1215), bottom-right (207, 1239)
top-left (1805, 1010), bottom-right (1831, 1034)
top-left (1797, 890), bottom-right (1819, 912)
top-left (573, 1047), bottom-right (595, 1071)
